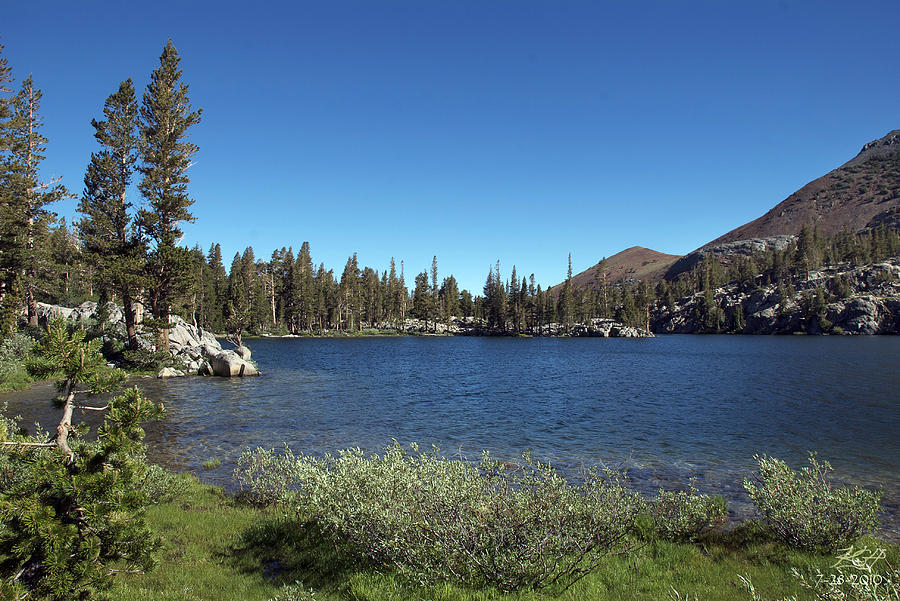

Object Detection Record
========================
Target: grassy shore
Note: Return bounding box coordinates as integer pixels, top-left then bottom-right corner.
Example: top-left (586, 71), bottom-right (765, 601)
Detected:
top-left (108, 475), bottom-right (898, 601)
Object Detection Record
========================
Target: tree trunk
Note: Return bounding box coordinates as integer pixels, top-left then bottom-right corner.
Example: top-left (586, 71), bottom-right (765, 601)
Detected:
top-left (26, 284), bottom-right (38, 327)
top-left (123, 292), bottom-right (139, 351)
top-left (269, 273), bottom-right (276, 327)
top-left (56, 378), bottom-right (77, 464)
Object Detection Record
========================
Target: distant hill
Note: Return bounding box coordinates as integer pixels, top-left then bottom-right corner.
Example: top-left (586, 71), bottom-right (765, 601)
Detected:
top-left (705, 129), bottom-right (900, 247)
top-left (560, 247), bottom-right (681, 292)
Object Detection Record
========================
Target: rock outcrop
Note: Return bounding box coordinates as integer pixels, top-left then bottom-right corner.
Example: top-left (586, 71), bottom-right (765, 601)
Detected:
top-left (665, 235), bottom-right (796, 280)
top-left (35, 301), bottom-right (259, 377)
top-left (652, 258), bottom-right (900, 335)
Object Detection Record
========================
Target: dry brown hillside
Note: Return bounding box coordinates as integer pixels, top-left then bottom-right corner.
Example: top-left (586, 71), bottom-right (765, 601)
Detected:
top-left (706, 129), bottom-right (900, 247)
top-left (563, 246), bottom-right (681, 292)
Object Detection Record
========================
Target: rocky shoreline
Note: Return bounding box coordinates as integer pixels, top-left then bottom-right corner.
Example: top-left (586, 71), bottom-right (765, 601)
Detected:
top-left (35, 302), bottom-right (259, 378)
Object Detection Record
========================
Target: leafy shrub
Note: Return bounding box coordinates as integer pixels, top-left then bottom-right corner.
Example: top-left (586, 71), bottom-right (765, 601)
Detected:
top-left (242, 443), bottom-right (646, 592)
top-left (0, 333), bottom-right (35, 390)
top-left (651, 483), bottom-right (728, 542)
top-left (142, 465), bottom-right (193, 504)
top-left (743, 454), bottom-right (882, 552)
top-left (235, 446), bottom-right (306, 507)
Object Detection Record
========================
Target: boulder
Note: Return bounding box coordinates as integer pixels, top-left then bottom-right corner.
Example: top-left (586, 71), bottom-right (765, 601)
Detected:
top-left (236, 345), bottom-right (252, 360)
top-left (208, 350), bottom-right (259, 377)
top-left (157, 367), bottom-right (185, 378)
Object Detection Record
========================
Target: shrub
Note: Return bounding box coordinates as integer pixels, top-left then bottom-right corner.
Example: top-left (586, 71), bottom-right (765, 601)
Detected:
top-left (142, 465), bottom-right (193, 504)
top-left (651, 483), bottom-right (728, 542)
top-left (743, 453), bottom-right (882, 552)
top-left (235, 446), bottom-right (307, 507)
top-left (243, 443), bottom-right (646, 592)
top-left (0, 333), bottom-right (35, 390)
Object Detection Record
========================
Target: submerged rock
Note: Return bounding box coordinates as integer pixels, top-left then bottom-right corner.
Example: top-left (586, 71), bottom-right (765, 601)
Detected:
top-left (157, 367), bottom-right (185, 378)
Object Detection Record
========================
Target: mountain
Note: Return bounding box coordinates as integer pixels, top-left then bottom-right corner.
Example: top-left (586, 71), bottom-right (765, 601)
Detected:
top-left (662, 129), bottom-right (900, 280)
top-left (706, 129), bottom-right (900, 246)
top-left (565, 246), bottom-right (681, 291)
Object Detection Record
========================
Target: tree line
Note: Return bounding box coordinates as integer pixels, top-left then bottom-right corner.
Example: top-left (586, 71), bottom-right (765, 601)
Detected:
top-left (3, 39), bottom-right (900, 346)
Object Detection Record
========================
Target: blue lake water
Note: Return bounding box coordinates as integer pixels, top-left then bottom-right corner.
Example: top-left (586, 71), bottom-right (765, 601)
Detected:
top-left (4, 335), bottom-right (899, 538)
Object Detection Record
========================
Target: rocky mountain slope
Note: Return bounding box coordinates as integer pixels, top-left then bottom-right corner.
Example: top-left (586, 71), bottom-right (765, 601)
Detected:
top-left (705, 129), bottom-right (900, 247)
top-left (652, 258), bottom-right (900, 335)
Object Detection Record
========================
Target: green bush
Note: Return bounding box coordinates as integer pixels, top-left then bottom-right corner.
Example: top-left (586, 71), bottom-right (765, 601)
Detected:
top-left (238, 443), bottom-right (646, 592)
top-left (0, 333), bottom-right (35, 390)
top-left (651, 483), bottom-right (728, 542)
top-left (142, 465), bottom-right (193, 504)
top-left (235, 446), bottom-right (306, 507)
top-left (743, 453), bottom-right (882, 552)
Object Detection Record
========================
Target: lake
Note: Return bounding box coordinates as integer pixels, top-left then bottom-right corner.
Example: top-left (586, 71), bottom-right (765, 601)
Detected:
top-left (3, 335), bottom-right (899, 539)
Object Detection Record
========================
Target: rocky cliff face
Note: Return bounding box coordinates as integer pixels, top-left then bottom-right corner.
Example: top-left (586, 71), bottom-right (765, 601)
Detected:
top-left (652, 258), bottom-right (900, 335)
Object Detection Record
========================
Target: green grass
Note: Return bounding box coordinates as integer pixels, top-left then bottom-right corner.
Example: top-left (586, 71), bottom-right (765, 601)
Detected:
top-left (107, 476), bottom-right (900, 601)
top-left (0, 366), bottom-right (33, 392)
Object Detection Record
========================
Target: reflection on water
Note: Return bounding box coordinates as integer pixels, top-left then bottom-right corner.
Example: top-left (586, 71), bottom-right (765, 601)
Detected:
top-left (3, 335), bottom-right (899, 539)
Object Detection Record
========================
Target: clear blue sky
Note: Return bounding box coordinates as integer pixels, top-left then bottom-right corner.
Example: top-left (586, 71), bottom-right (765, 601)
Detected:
top-left (3, 0), bottom-right (898, 293)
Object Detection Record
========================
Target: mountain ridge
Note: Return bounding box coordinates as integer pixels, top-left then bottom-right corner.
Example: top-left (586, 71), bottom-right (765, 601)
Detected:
top-left (701, 129), bottom-right (900, 249)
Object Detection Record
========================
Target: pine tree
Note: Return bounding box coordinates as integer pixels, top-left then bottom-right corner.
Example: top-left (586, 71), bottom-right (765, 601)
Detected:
top-left (225, 252), bottom-right (250, 347)
top-left (439, 275), bottom-right (460, 322)
top-left (138, 40), bottom-right (202, 352)
top-left (0, 317), bottom-right (163, 599)
top-left (558, 254), bottom-right (575, 334)
top-left (430, 255), bottom-right (438, 331)
top-left (339, 253), bottom-right (360, 331)
top-left (0, 42), bottom-right (18, 335)
top-left (412, 271), bottom-right (430, 320)
top-left (46, 219), bottom-right (89, 305)
top-left (205, 243), bottom-right (227, 332)
top-left (3, 76), bottom-right (69, 329)
top-left (296, 242), bottom-right (315, 331)
top-left (79, 79), bottom-right (144, 349)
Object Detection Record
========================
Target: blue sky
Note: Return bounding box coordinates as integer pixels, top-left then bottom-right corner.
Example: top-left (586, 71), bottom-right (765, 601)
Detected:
top-left (3, 1), bottom-right (898, 293)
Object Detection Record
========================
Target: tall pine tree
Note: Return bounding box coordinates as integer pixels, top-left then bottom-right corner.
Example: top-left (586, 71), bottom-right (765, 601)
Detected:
top-left (78, 79), bottom-right (144, 350)
top-left (4, 76), bottom-right (68, 328)
top-left (0, 42), bottom-right (17, 334)
top-left (138, 40), bottom-right (202, 352)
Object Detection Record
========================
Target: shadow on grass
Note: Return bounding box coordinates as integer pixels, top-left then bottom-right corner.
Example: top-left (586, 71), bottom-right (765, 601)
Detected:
top-left (230, 515), bottom-right (361, 593)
